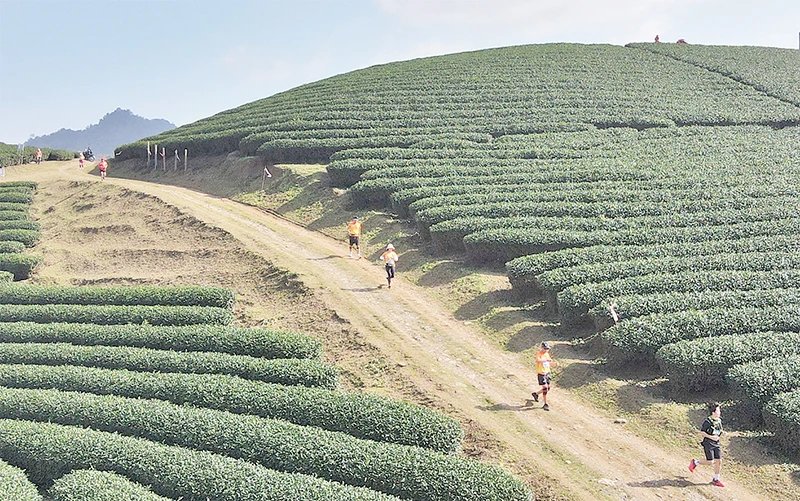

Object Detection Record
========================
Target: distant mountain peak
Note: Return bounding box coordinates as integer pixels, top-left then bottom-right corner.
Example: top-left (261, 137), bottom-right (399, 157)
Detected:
top-left (30, 109), bottom-right (175, 155)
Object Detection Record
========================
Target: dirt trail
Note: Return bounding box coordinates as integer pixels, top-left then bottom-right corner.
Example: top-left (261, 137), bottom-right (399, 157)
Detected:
top-left (11, 162), bottom-right (763, 500)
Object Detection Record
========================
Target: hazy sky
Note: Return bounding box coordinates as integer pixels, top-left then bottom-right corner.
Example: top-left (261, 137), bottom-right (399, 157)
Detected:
top-left (1, 0), bottom-right (798, 144)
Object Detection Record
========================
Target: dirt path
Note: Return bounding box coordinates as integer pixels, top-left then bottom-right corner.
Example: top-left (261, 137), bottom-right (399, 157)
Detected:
top-left (11, 162), bottom-right (763, 500)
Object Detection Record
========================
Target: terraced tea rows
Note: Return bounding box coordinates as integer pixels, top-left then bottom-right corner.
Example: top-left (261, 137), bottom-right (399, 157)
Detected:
top-left (0, 184), bottom-right (532, 500)
top-left (112, 42), bottom-right (800, 469)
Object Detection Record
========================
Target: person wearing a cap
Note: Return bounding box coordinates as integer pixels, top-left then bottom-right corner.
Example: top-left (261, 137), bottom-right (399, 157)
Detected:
top-left (531, 341), bottom-right (557, 411)
top-left (346, 216), bottom-right (363, 258)
top-left (380, 243), bottom-right (399, 288)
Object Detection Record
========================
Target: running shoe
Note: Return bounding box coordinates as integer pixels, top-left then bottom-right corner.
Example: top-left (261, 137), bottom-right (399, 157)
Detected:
top-left (688, 459), bottom-right (697, 473)
top-left (711, 479), bottom-right (725, 488)
top-left (530, 392), bottom-right (539, 402)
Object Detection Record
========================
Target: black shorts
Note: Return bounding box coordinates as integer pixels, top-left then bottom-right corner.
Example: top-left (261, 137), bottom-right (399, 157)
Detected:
top-left (349, 236), bottom-right (359, 246)
top-left (702, 441), bottom-right (722, 460)
top-left (385, 264), bottom-right (395, 279)
top-left (537, 373), bottom-right (551, 386)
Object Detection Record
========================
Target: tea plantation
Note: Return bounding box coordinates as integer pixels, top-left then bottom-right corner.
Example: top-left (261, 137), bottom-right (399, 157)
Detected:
top-left (115, 43), bottom-right (800, 464)
top-left (0, 183), bottom-right (532, 500)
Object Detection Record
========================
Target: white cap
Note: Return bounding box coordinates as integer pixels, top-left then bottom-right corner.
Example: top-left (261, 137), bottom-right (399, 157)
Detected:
top-left (386, 243), bottom-right (395, 249)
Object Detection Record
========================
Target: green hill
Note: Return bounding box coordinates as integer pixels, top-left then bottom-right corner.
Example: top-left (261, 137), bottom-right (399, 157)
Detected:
top-left (116, 42), bottom-right (800, 458)
top-left (116, 43), bottom-right (800, 162)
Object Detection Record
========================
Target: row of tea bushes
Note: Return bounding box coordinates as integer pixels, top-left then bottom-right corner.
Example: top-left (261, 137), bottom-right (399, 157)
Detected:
top-left (0, 322), bottom-right (322, 359)
top-left (0, 342), bottom-right (337, 388)
top-left (0, 419), bottom-right (400, 501)
top-left (0, 284), bottom-right (235, 308)
top-left (49, 469), bottom-right (169, 501)
top-left (0, 387), bottom-right (530, 501)
top-left (0, 363), bottom-right (464, 453)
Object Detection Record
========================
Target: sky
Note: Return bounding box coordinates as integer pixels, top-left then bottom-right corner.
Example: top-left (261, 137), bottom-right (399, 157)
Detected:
top-left (1, 0), bottom-right (798, 144)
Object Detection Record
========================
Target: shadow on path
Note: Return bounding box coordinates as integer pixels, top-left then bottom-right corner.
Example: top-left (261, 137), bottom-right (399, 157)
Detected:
top-left (477, 400), bottom-right (540, 412)
top-left (628, 476), bottom-right (709, 489)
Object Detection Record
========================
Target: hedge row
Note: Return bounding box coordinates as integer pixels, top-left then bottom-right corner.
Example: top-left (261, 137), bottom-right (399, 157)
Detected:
top-left (0, 210), bottom-right (29, 221)
top-left (410, 184), bottom-right (791, 222)
top-left (0, 192), bottom-right (33, 204)
top-left (727, 355), bottom-right (800, 408)
top-left (49, 470), bottom-right (169, 501)
top-left (0, 254), bottom-right (42, 280)
top-left (0, 241), bottom-right (26, 254)
top-left (0, 220), bottom-right (38, 231)
top-left (0, 304), bottom-right (234, 326)
top-left (0, 272), bottom-right (12, 284)
top-left (0, 419), bottom-right (398, 501)
top-left (0, 364), bottom-right (463, 452)
top-left (539, 251), bottom-right (800, 297)
top-left (465, 217), bottom-right (800, 264)
top-left (558, 269), bottom-right (800, 323)
top-left (0, 284), bottom-right (235, 308)
top-left (0, 342), bottom-right (337, 388)
top-left (602, 305), bottom-right (800, 363)
top-left (590, 288), bottom-right (800, 329)
top-left (0, 229), bottom-right (39, 247)
top-left (0, 322), bottom-right (321, 359)
top-left (763, 390), bottom-right (800, 456)
top-left (0, 202), bottom-right (31, 213)
top-left (0, 181), bottom-right (37, 190)
top-left (428, 204), bottom-right (791, 252)
top-left (0, 457), bottom-right (41, 501)
top-left (415, 195), bottom-right (787, 236)
top-left (350, 166), bottom-right (655, 207)
top-left (0, 387), bottom-right (531, 501)
top-left (507, 234), bottom-right (799, 290)
top-left (655, 331), bottom-right (800, 390)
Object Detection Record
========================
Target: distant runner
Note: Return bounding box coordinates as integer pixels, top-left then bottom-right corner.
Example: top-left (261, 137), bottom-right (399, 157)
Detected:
top-left (688, 402), bottom-right (725, 487)
top-left (78, 151), bottom-right (85, 169)
top-left (530, 341), bottom-right (557, 411)
top-left (35, 148), bottom-right (43, 164)
top-left (347, 216), bottom-right (362, 258)
top-left (380, 243), bottom-right (399, 288)
top-left (97, 157), bottom-right (108, 180)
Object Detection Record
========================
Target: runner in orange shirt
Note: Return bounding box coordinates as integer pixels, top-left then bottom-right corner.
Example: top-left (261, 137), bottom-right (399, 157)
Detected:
top-left (380, 243), bottom-right (399, 288)
top-left (530, 342), bottom-right (557, 411)
top-left (346, 216), bottom-right (363, 258)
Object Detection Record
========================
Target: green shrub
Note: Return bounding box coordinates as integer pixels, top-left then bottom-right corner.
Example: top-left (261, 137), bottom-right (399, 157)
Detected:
top-left (0, 220), bottom-right (37, 231)
top-left (0, 322), bottom-right (321, 359)
top-left (0, 304), bottom-right (233, 325)
top-left (0, 387), bottom-right (531, 501)
top-left (0, 241), bottom-right (26, 254)
top-left (49, 470), bottom-right (169, 501)
top-left (0, 271), bottom-right (12, 283)
top-left (0, 192), bottom-right (33, 203)
top-left (763, 390), bottom-right (800, 456)
top-left (0, 363), bottom-right (463, 452)
top-left (603, 305), bottom-right (800, 363)
top-left (0, 229), bottom-right (39, 247)
top-left (0, 284), bottom-right (234, 308)
top-left (727, 355), bottom-right (800, 408)
top-left (0, 457), bottom-right (41, 501)
top-left (0, 342), bottom-right (337, 388)
top-left (0, 419), bottom-right (398, 501)
top-left (0, 254), bottom-right (42, 280)
top-left (655, 331), bottom-right (800, 390)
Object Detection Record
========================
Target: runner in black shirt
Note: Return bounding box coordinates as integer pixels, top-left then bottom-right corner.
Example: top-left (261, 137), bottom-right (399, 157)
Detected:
top-left (688, 402), bottom-right (725, 487)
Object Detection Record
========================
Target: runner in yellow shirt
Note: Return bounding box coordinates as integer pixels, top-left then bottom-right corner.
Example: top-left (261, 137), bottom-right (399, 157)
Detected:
top-left (530, 342), bottom-right (557, 411)
top-left (346, 216), bottom-right (362, 258)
